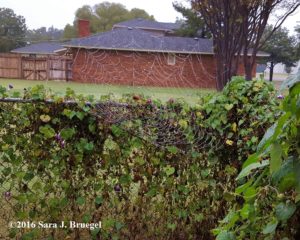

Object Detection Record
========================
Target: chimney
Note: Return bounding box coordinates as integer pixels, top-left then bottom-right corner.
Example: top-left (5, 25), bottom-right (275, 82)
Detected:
top-left (78, 19), bottom-right (90, 38)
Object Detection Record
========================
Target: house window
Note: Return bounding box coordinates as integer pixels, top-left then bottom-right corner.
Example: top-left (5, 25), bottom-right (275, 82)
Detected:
top-left (167, 53), bottom-right (176, 65)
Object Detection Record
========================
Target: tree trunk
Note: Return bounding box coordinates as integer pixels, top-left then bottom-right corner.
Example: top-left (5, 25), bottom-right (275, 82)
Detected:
top-left (215, 56), bottom-right (234, 91)
top-left (269, 61), bottom-right (274, 82)
top-left (245, 65), bottom-right (253, 81)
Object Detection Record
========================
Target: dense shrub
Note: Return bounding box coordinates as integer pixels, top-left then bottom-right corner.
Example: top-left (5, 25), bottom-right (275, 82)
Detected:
top-left (215, 75), bottom-right (300, 240)
top-left (0, 78), bottom-right (279, 239)
top-left (199, 77), bottom-right (278, 168)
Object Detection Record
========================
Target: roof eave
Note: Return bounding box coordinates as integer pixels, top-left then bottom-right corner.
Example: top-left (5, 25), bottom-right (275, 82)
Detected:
top-left (10, 50), bottom-right (56, 55)
top-left (113, 25), bottom-right (176, 32)
top-left (62, 45), bottom-right (214, 55)
top-left (256, 53), bottom-right (270, 57)
top-left (53, 48), bottom-right (67, 53)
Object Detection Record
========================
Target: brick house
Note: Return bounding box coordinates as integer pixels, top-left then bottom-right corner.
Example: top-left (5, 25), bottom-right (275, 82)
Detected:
top-left (63, 19), bottom-right (268, 89)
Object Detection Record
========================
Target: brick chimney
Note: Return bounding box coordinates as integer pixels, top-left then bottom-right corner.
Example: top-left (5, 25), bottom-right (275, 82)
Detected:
top-left (78, 19), bottom-right (90, 38)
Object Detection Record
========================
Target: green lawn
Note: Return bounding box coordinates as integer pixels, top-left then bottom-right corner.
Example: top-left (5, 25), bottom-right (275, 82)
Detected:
top-left (0, 79), bottom-right (215, 104)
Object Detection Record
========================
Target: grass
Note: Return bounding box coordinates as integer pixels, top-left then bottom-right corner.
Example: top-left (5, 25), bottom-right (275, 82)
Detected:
top-left (0, 79), bottom-right (215, 105)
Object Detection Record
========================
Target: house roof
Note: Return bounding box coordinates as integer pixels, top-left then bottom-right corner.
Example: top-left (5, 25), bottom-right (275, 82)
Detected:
top-left (113, 18), bottom-right (181, 32)
top-left (63, 28), bottom-right (214, 54)
top-left (11, 42), bottom-right (66, 55)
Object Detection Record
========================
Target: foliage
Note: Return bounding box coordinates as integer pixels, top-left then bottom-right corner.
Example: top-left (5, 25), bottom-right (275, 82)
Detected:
top-left (26, 26), bottom-right (63, 42)
top-left (0, 79), bottom-right (280, 239)
top-left (63, 2), bottom-right (154, 39)
top-left (215, 72), bottom-right (300, 239)
top-left (261, 25), bottom-right (298, 81)
top-left (173, 1), bottom-right (211, 38)
top-left (200, 77), bottom-right (278, 167)
top-left (63, 24), bottom-right (77, 40)
top-left (0, 7), bottom-right (27, 52)
top-left (191, 0), bottom-right (300, 89)
top-left (295, 24), bottom-right (300, 59)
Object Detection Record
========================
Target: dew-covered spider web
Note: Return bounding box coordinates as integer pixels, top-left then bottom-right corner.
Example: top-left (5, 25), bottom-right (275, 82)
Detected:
top-left (65, 28), bottom-right (220, 151)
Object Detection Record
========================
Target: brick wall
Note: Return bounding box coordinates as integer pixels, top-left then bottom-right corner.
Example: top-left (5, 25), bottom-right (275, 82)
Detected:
top-left (71, 49), bottom-right (255, 89)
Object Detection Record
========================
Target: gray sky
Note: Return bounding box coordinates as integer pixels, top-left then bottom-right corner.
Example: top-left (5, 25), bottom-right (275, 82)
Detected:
top-left (1, 0), bottom-right (299, 34)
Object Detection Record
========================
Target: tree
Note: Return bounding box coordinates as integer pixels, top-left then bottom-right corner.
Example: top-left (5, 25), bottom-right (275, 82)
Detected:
top-left (0, 8), bottom-right (27, 52)
top-left (26, 26), bottom-right (63, 42)
top-left (63, 24), bottom-right (77, 40)
top-left (191, 0), bottom-right (300, 90)
top-left (129, 8), bottom-right (154, 20)
top-left (63, 2), bottom-right (154, 39)
top-left (261, 26), bottom-right (297, 81)
top-left (173, 1), bottom-right (210, 38)
top-left (295, 25), bottom-right (300, 59)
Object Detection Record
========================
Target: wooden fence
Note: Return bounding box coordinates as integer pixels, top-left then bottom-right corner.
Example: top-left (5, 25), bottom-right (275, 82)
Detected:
top-left (0, 53), bottom-right (72, 81)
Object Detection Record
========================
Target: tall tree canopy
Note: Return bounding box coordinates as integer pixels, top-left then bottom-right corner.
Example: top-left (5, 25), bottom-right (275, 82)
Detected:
top-left (191, 0), bottom-right (300, 90)
top-left (26, 26), bottom-right (63, 43)
top-left (173, 1), bottom-right (210, 38)
top-left (63, 2), bottom-right (154, 39)
top-left (0, 8), bottom-right (27, 52)
top-left (261, 26), bottom-right (298, 81)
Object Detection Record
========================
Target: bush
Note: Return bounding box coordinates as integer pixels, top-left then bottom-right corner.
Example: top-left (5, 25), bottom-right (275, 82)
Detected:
top-left (215, 75), bottom-right (300, 239)
top-left (0, 78), bottom-right (280, 239)
top-left (200, 77), bottom-right (278, 167)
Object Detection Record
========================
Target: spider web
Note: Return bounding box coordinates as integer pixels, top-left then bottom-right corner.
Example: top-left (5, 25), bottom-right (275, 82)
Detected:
top-left (68, 31), bottom-right (219, 151)
top-left (73, 49), bottom-right (215, 88)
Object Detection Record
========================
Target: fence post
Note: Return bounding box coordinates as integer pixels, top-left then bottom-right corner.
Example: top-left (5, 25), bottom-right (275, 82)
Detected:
top-left (17, 54), bottom-right (21, 79)
top-left (47, 55), bottom-right (50, 81)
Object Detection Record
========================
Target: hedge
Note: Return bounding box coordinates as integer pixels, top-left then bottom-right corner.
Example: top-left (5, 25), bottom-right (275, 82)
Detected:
top-left (0, 78), bottom-right (279, 239)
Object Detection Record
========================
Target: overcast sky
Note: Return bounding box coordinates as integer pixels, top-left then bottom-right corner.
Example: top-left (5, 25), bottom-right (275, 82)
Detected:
top-left (1, 0), bottom-right (299, 34)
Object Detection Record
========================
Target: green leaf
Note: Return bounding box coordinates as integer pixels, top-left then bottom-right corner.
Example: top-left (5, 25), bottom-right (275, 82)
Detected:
top-left (270, 143), bottom-right (282, 174)
top-left (91, 227), bottom-right (101, 236)
top-left (242, 152), bottom-right (261, 169)
top-left (243, 186), bottom-right (257, 199)
top-left (275, 202), bottom-right (296, 221)
top-left (166, 146), bottom-right (178, 154)
top-left (39, 125), bottom-right (55, 139)
top-left (24, 171), bottom-right (34, 181)
top-left (194, 213), bottom-right (204, 222)
top-left (216, 231), bottom-right (235, 240)
top-left (104, 138), bottom-right (119, 151)
top-left (76, 196), bottom-right (85, 206)
top-left (62, 109), bottom-right (76, 119)
top-left (119, 174), bottom-right (132, 185)
top-left (262, 220), bottom-right (278, 234)
top-left (95, 196), bottom-right (103, 205)
top-left (223, 191), bottom-right (235, 202)
top-left (164, 165), bottom-right (175, 176)
top-left (115, 221), bottom-right (124, 231)
top-left (88, 123), bottom-right (96, 133)
top-left (235, 179), bottom-right (254, 194)
top-left (224, 104), bottom-right (234, 111)
top-left (82, 213), bottom-right (92, 223)
top-left (40, 114), bottom-right (51, 123)
top-left (111, 125), bottom-right (123, 137)
top-left (272, 157), bottom-right (296, 189)
top-left (76, 111), bottom-right (85, 120)
top-left (146, 187), bottom-right (157, 197)
top-left (84, 142), bottom-right (94, 151)
top-left (257, 123), bottom-right (277, 151)
top-left (240, 204), bottom-right (252, 219)
top-left (135, 156), bottom-right (145, 165)
top-left (60, 128), bottom-right (76, 140)
top-left (179, 119), bottom-right (188, 129)
top-left (167, 223), bottom-right (177, 231)
top-left (236, 160), bottom-right (269, 180)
